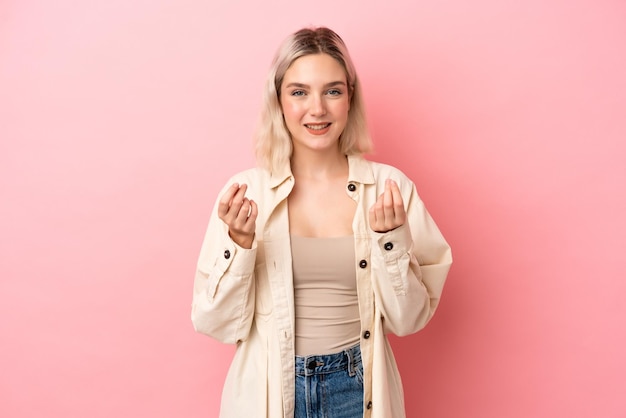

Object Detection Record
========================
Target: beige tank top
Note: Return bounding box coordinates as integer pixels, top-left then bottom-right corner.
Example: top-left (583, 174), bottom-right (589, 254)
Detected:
top-left (290, 235), bottom-right (361, 356)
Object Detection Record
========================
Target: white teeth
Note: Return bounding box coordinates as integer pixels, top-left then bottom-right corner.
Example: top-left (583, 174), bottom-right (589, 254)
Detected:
top-left (305, 123), bottom-right (330, 130)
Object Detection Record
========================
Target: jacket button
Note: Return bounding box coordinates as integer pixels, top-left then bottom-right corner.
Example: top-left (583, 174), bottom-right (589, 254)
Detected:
top-left (347, 183), bottom-right (356, 192)
top-left (384, 242), bottom-right (393, 251)
top-left (359, 259), bottom-right (367, 269)
top-left (366, 400), bottom-right (373, 409)
top-left (224, 250), bottom-right (231, 259)
top-left (363, 330), bottom-right (371, 339)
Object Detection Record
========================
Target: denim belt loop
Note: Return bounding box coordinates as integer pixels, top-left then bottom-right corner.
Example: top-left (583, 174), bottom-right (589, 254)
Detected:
top-left (345, 346), bottom-right (356, 377)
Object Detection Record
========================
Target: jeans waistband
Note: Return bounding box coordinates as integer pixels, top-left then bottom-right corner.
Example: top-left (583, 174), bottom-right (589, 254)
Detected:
top-left (295, 343), bottom-right (361, 377)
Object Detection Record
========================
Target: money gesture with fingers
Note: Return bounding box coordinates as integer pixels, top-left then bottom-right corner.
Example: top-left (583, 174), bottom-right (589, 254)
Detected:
top-left (369, 179), bottom-right (406, 233)
top-left (218, 183), bottom-right (258, 249)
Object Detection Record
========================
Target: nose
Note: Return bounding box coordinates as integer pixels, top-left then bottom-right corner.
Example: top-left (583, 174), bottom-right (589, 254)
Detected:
top-left (309, 94), bottom-right (326, 116)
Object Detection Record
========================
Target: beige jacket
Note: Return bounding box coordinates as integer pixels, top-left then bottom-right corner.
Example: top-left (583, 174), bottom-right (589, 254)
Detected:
top-left (192, 155), bottom-right (452, 418)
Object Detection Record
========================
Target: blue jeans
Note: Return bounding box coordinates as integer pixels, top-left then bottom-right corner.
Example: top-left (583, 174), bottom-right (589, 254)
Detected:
top-left (295, 343), bottom-right (364, 418)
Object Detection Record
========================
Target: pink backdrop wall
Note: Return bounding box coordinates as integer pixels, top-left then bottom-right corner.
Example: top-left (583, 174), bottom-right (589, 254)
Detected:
top-left (2, 0), bottom-right (625, 417)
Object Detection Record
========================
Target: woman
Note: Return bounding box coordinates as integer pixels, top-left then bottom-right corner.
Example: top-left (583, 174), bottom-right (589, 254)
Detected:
top-left (192, 27), bottom-right (452, 418)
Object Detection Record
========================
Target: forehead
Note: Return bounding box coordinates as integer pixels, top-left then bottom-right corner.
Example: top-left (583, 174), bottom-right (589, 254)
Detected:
top-left (282, 53), bottom-right (347, 84)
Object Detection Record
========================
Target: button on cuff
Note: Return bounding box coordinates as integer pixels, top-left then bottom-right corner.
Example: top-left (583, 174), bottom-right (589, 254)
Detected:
top-left (220, 243), bottom-right (257, 276)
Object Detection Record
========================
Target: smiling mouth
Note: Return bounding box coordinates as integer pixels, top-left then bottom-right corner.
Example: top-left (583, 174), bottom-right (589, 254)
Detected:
top-left (304, 123), bottom-right (331, 130)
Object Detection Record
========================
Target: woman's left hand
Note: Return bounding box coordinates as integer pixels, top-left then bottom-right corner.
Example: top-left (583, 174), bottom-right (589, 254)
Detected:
top-left (369, 179), bottom-right (406, 233)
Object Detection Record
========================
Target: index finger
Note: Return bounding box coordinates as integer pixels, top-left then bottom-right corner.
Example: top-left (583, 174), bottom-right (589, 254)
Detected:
top-left (389, 179), bottom-right (404, 207)
top-left (218, 183), bottom-right (240, 215)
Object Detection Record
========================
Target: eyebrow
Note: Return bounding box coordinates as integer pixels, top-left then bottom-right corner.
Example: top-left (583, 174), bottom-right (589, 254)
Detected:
top-left (284, 81), bottom-right (347, 89)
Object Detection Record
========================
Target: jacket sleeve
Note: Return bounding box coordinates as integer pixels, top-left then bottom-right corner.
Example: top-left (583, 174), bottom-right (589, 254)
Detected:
top-left (369, 179), bottom-right (452, 336)
top-left (191, 182), bottom-right (257, 344)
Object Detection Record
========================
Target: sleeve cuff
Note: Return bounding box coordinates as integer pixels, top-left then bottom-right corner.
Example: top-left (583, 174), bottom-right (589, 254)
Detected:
top-left (371, 222), bottom-right (413, 259)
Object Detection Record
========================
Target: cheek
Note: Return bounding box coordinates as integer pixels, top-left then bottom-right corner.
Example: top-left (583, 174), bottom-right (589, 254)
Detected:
top-left (335, 99), bottom-right (350, 119)
top-left (281, 101), bottom-right (302, 122)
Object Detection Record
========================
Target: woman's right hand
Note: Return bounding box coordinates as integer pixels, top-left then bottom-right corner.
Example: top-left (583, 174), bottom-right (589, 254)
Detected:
top-left (217, 183), bottom-right (258, 249)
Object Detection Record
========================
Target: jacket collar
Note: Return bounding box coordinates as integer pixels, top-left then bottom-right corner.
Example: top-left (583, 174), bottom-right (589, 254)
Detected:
top-left (268, 154), bottom-right (375, 189)
top-left (346, 154), bottom-right (375, 185)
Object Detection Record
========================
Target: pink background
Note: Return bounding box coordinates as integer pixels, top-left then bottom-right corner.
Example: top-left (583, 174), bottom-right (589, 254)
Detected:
top-left (2, 0), bottom-right (625, 417)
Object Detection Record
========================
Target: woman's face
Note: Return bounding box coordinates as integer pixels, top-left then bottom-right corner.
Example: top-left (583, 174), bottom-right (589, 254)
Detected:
top-left (280, 53), bottom-right (350, 154)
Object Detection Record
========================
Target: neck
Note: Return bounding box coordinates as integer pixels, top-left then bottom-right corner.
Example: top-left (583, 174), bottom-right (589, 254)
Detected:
top-left (290, 147), bottom-right (348, 180)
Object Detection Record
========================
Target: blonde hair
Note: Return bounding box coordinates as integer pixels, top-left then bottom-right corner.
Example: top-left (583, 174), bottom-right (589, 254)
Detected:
top-left (255, 27), bottom-right (373, 173)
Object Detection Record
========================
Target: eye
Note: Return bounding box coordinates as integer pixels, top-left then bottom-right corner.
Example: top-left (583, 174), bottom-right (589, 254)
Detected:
top-left (326, 89), bottom-right (343, 96)
top-left (290, 90), bottom-right (306, 97)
